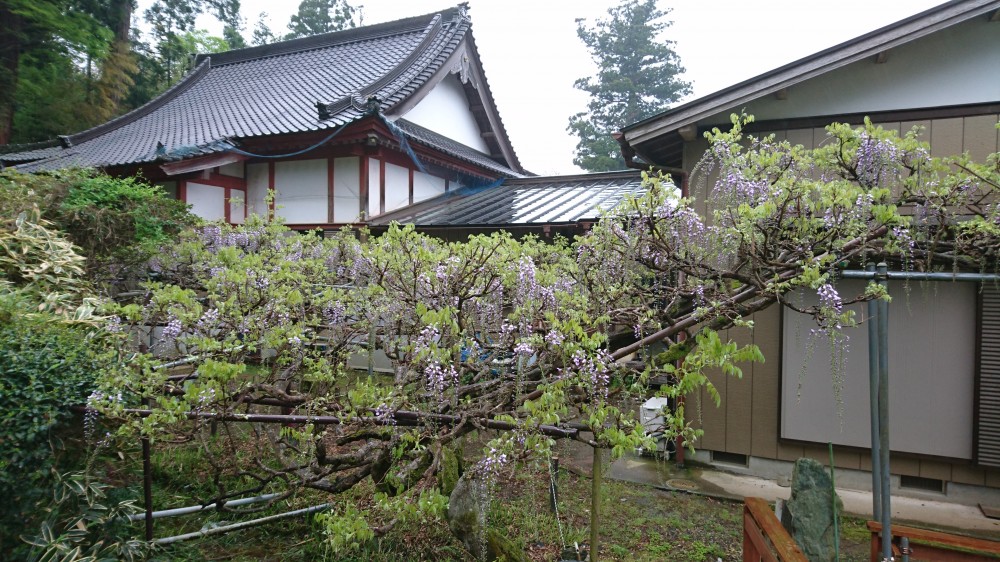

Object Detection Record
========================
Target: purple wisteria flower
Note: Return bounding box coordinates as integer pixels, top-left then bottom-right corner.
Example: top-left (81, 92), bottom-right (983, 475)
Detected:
top-left (477, 445), bottom-right (509, 480)
top-left (425, 361), bottom-right (459, 395)
top-left (817, 283), bottom-right (842, 314)
top-left (544, 330), bottom-right (565, 346)
top-left (513, 341), bottom-right (534, 356)
top-left (324, 302), bottom-right (346, 325)
top-left (197, 308), bottom-right (220, 331)
top-left (162, 316), bottom-right (183, 341)
top-left (855, 134), bottom-right (899, 187)
top-left (569, 349), bottom-right (611, 400)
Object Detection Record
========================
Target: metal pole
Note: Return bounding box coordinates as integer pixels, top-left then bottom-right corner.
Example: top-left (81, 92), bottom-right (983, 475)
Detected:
top-left (549, 455), bottom-right (559, 514)
top-left (840, 270), bottom-right (1000, 282)
top-left (877, 262), bottom-right (892, 562)
top-left (153, 502), bottom-right (332, 545)
top-left (866, 263), bottom-right (882, 522)
top-left (127, 493), bottom-right (283, 521)
top-left (142, 434), bottom-right (154, 541)
top-left (590, 447), bottom-right (602, 562)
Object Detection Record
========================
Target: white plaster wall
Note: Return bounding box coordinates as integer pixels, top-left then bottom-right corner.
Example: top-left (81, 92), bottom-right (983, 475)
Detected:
top-left (333, 157), bottom-right (360, 223)
top-left (219, 161), bottom-right (244, 178)
top-left (781, 280), bottom-right (976, 459)
top-left (699, 17), bottom-right (1000, 126)
top-left (385, 162), bottom-right (410, 212)
top-left (229, 191), bottom-right (246, 224)
top-left (402, 73), bottom-right (490, 153)
top-left (274, 159), bottom-right (327, 224)
top-left (187, 182), bottom-right (226, 221)
top-left (368, 158), bottom-right (381, 218)
top-left (246, 163), bottom-right (269, 217)
top-left (413, 171), bottom-right (446, 203)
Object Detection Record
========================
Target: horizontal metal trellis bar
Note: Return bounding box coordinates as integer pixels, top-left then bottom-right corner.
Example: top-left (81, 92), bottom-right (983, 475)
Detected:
top-left (76, 406), bottom-right (581, 438)
top-left (840, 270), bottom-right (1000, 282)
top-left (153, 502), bottom-right (332, 545)
top-left (127, 493), bottom-right (282, 521)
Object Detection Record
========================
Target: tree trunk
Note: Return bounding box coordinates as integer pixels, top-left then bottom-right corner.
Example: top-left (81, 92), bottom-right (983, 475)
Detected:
top-left (0, 5), bottom-right (21, 145)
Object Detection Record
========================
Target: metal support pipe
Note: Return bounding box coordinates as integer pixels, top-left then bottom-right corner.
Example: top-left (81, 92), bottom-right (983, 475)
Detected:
top-left (590, 447), bottom-right (602, 562)
top-left (128, 493), bottom-right (283, 521)
top-left (153, 503), bottom-right (332, 545)
top-left (73, 407), bottom-right (580, 439)
top-left (141, 435), bottom-right (154, 541)
top-left (549, 455), bottom-right (559, 514)
top-left (841, 270), bottom-right (1000, 282)
top-left (877, 262), bottom-right (892, 562)
top-left (866, 263), bottom-right (883, 522)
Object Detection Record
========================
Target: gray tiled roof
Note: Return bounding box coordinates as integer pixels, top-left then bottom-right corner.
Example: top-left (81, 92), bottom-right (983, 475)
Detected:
top-left (371, 170), bottom-right (656, 226)
top-left (6, 5), bottom-right (521, 174)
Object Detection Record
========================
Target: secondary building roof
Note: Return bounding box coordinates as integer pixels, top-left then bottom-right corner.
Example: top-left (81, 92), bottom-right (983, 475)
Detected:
top-left (370, 170), bottom-right (652, 227)
top-left (620, 0), bottom-right (1000, 167)
top-left (3, 4), bottom-right (524, 175)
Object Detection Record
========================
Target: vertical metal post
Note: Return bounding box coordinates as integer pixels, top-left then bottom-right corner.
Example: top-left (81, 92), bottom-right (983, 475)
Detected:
top-left (590, 447), bottom-right (602, 562)
top-left (142, 434), bottom-right (154, 541)
top-left (877, 262), bottom-right (892, 561)
top-left (549, 455), bottom-right (559, 514)
top-left (367, 323), bottom-right (376, 377)
top-left (867, 263), bottom-right (882, 522)
top-left (900, 537), bottom-right (910, 562)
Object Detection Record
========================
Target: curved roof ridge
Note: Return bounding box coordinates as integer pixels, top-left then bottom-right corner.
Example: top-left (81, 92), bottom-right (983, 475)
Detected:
top-left (62, 59), bottom-right (213, 147)
top-left (198, 7), bottom-right (461, 68)
top-left (318, 9), bottom-right (469, 119)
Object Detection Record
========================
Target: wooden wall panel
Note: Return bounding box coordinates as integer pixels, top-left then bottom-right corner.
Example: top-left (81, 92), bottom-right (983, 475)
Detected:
top-left (785, 128), bottom-right (814, 150)
top-left (985, 470), bottom-right (1000, 489)
top-left (929, 117), bottom-right (964, 158)
top-left (951, 464), bottom-right (986, 486)
top-left (892, 456), bottom-right (921, 477)
top-left (919, 459), bottom-right (953, 481)
top-left (900, 120), bottom-right (931, 143)
top-left (751, 307), bottom-right (781, 459)
top-left (698, 338), bottom-right (729, 452)
top-left (963, 114), bottom-right (1000, 161)
top-left (724, 325), bottom-right (754, 455)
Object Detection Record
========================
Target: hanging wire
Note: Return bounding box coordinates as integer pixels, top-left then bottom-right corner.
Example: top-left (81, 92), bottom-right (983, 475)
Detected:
top-left (218, 125), bottom-right (348, 160)
top-left (378, 115), bottom-right (428, 174)
top-left (161, 124), bottom-right (348, 162)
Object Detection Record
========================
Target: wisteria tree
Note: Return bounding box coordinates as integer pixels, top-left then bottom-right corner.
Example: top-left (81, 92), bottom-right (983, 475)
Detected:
top-left (90, 116), bottom-right (1000, 557)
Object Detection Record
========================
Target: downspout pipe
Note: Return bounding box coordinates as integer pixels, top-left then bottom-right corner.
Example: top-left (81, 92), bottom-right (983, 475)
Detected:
top-left (612, 132), bottom-right (689, 198)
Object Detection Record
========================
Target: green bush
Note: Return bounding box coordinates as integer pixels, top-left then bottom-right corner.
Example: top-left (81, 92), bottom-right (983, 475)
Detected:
top-left (0, 169), bottom-right (195, 291)
top-left (0, 298), bottom-right (120, 556)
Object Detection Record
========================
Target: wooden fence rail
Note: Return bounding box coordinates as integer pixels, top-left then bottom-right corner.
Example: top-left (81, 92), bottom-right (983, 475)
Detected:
top-left (868, 521), bottom-right (1000, 562)
top-left (743, 497), bottom-right (808, 562)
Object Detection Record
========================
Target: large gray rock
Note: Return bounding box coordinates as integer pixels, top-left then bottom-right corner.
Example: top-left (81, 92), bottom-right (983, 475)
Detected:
top-left (781, 458), bottom-right (843, 562)
top-left (448, 474), bottom-right (529, 562)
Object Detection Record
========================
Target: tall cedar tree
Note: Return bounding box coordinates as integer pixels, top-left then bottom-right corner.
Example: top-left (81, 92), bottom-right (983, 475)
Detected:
top-left (0, 0), bottom-right (111, 144)
top-left (286, 0), bottom-right (357, 39)
top-left (143, 0), bottom-right (242, 85)
top-left (568, 0), bottom-right (690, 171)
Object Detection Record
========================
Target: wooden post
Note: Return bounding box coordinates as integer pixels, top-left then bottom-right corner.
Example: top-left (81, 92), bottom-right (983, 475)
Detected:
top-left (590, 447), bottom-right (602, 562)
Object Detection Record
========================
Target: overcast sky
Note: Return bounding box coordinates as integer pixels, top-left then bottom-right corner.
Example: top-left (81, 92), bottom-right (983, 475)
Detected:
top-left (140, 1), bottom-right (947, 175)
